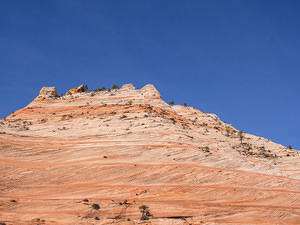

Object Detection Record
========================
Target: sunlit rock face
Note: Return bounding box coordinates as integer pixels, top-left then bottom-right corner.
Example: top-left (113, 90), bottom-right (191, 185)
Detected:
top-left (65, 84), bottom-right (86, 95)
top-left (38, 86), bottom-right (58, 98)
top-left (0, 84), bottom-right (299, 225)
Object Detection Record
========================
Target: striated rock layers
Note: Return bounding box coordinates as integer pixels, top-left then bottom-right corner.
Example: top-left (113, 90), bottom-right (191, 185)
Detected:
top-left (38, 87), bottom-right (58, 98)
top-left (0, 84), bottom-right (300, 225)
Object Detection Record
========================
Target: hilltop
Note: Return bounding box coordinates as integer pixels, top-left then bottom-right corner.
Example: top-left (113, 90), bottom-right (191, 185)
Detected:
top-left (0, 84), bottom-right (299, 225)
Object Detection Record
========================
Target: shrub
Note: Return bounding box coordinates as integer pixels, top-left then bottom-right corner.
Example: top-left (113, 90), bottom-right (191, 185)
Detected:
top-left (83, 85), bottom-right (88, 92)
top-left (92, 203), bottom-right (100, 210)
top-left (287, 145), bottom-right (292, 149)
top-left (111, 84), bottom-right (119, 89)
top-left (139, 205), bottom-right (151, 220)
top-left (202, 147), bottom-right (210, 152)
top-left (169, 101), bottom-right (175, 105)
top-left (140, 215), bottom-right (149, 220)
top-left (139, 205), bottom-right (149, 212)
top-left (183, 102), bottom-right (187, 107)
top-left (238, 130), bottom-right (244, 144)
top-left (95, 86), bottom-right (106, 92)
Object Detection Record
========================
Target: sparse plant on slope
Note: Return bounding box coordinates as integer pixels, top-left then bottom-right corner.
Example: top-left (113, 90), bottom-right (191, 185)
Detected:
top-left (139, 205), bottom-right (151, 220)
top-left (91, 203), bottom-right (100, 210)
top-left (238, 130), bottom-right (244, 144)
top-left (94, 86), bottom-right (106, 92)
top-left (287, 145), bottom-right (293, 149)
top-left (169, 101), bottom-right (175, 105)
top-left (83, 85), bottom-right (88, 92)
top-left (183, 102), bottom-right (187, 107)
top-left (111, 84), bottom-right (119, 89)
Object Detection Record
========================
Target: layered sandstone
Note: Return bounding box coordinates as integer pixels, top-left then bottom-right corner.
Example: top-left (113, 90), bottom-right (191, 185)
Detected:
top-left (65, 85), bottom-right (87, 95)
top-left (0, 84), bottom-right (299, 225)
top-left (38, 87), bottom-right (58, 98)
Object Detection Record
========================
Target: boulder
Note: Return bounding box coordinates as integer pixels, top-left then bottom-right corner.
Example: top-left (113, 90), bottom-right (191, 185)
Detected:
top-left (66, 85), bottom-right (87, 95)
top-left (38, 87), bottom-right (58, 98)
top-left (120, 83), bottom-right (136, 90)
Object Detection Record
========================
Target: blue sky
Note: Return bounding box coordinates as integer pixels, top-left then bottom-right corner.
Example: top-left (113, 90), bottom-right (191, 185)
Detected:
top-left (0, 0), bottom-right (299, 149)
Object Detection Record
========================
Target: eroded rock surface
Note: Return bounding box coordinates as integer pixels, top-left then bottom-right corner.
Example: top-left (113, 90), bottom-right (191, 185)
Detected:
top-left (38, 86), bottom-right (58, 98)
top-left (0, 84), bottom-right (299, 225)
top-left (66, 84), bottom-right (86, 95)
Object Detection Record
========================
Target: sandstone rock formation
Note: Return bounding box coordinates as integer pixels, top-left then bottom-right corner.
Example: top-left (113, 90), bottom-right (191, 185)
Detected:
top-left (38, 86), bottom-right (58, 98)
top-left (66, 84), bottom-right (87, 95)
top-left (0, 84), bottom-right (299, 225)
top-left (120, 83), bottom-right (136, 90)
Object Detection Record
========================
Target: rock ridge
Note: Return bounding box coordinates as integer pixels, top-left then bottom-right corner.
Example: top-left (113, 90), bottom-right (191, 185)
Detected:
top-left (0, 83), bottom-right (299, 225)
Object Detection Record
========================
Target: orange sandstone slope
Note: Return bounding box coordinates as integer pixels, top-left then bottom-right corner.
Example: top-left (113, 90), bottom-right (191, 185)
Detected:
top-left (0, 84), bottom-right (300, 225)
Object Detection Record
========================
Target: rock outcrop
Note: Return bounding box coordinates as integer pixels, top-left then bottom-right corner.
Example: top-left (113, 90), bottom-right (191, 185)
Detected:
top-left (0, 83), bottom-right (299, 225)
top-left (38, 86), bottom-right (58, 98)
top-left (120, 83), bottom-right (136, 90)
top-left (66, 84), bottom-right (87, 95)
top-left (141, 84), bottom-right (161, 98)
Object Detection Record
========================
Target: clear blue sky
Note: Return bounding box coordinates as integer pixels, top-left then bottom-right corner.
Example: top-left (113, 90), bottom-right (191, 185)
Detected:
top-left (1, 0), bottom-right (299, 149)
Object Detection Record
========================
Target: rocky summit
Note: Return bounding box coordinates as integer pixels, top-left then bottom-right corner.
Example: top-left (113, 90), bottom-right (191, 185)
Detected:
top-left (0, 84), bottom-right (299, 225)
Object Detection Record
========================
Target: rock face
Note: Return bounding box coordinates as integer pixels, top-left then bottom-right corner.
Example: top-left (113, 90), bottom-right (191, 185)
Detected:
top-left (141, 84), bottom-right (161, 98)
top-left (38, 86), bottom-right (58, 98)
top-left (66, 84), bottom-right (86, 95)
top-left (120, 83), bottom-right (136, 90)
top-left (0, 84), bottom-right (300, 225)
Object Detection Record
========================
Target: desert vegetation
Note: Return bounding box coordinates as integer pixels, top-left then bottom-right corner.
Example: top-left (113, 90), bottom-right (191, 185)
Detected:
top-left (111, 84), bottom-right (119, 89)
top-left (139, 205), bottom-right (151, 220)
top-left (94, 86), bottom-right (106, 92)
